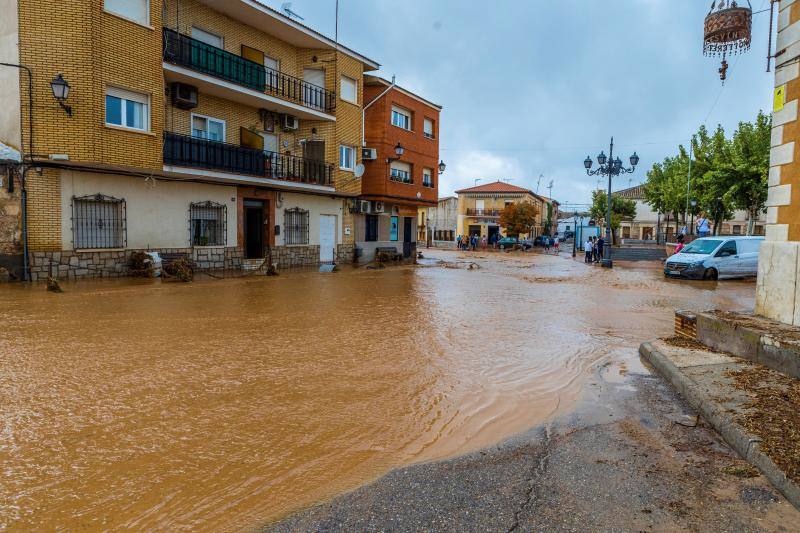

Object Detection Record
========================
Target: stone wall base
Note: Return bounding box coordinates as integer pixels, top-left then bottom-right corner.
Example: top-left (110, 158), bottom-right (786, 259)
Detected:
top-left (29, 247), bottom-right (244, 281)
top-left (755, 241), bottom-right (800, 326)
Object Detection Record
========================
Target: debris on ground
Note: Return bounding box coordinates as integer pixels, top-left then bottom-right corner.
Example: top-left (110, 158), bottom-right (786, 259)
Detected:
top-left (726, 365), bottom-right (800, 484)
top-left (266, 264), bottom-right (279, 276)
top-left (661, 336), bottom-right (706, 350)
top-left (712, 310), bottom-right (800, 346)
top-left (46, 277), bottom-right (63, 293)
top-left (163, 257), bottom-right (194, 282)
top-left (722, 463), bottom-right (760, 478)
top-left (129, 252), bottom-right (155, 278)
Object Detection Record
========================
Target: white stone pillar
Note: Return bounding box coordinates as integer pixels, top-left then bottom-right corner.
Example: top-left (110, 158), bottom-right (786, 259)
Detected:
top-left (756, 0), bottom-right (800, 325)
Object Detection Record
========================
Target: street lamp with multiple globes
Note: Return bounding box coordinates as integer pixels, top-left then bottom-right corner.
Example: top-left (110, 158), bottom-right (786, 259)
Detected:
top-left (583, 137), bottom-right (639, 268)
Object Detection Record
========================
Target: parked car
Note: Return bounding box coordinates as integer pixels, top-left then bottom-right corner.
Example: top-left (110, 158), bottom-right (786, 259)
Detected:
top-left (498, 237), bottom-right (530, 250)
top-left (533, 235), bottom-right (547, 247)
top-left (664, 236), bottom-right (764, 280)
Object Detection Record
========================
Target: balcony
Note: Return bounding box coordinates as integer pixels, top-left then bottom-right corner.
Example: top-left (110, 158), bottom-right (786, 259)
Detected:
top-left (162, 29), bottom-right (337, 117)
top-left (466, 208), bottom-right (501, 217)
top-left (163, 132), bottom-right (334, 187)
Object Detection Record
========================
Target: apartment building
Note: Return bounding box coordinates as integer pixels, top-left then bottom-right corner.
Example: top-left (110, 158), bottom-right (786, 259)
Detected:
top-left (356, 76), bottom-right (441, 262)
top-left (455, 181), bottom-right (550, 242)
top-left (429, 196), bottom-right (458, 247)
top-left (0, 0), bottom-right (379, 279)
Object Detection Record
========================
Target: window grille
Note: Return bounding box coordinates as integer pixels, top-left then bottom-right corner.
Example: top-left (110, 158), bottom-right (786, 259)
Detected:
top-left (72, 194), bottom-right (126, 249)
top-left (284, 207), bottom-right (309, 245)
top-left (365, 214), bottom-right (379, 242)
top-left (190, 201), bottom-right (226, 246)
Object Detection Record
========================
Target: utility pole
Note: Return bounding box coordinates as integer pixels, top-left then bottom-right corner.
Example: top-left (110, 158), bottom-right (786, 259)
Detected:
top-left (685, 139), bottom-right (693, 230)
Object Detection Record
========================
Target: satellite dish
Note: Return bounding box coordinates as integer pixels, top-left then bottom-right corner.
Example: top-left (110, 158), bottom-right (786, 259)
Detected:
top-left (354, 164), bottom-right (365, 178)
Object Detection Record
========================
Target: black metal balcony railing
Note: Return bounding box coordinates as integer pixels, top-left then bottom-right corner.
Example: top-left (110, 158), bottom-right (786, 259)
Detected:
top-left (163, 132), bottom-right (334, 186)
top-left (466, 208), bottom-right (501, 217)
top-left (163, 28), bottom-right (336, 114)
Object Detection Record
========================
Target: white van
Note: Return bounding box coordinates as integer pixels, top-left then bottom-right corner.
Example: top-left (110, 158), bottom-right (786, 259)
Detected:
top-left (664, 236), bottom-right (764, 280)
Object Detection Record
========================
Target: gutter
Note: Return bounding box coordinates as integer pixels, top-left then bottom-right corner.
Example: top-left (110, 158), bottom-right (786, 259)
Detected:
top-left (362, 75), bottom-right (395, 147)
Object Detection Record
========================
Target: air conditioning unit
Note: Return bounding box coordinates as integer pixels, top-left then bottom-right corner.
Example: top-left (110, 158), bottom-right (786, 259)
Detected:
top-left (373, 201), bottom-right (385, 214)
top-left (171, 82), bottom-right (198, 110)
top-left (282, 114), bottom-right (299, 130)
top-left (358, 200), bottom-right (371, 214)
top-left (362, 148), bottom-right (377, 160)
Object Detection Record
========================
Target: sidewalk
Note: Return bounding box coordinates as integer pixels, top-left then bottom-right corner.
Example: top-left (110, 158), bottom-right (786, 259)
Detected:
top-left (641, 337), bottom-right (800, 509)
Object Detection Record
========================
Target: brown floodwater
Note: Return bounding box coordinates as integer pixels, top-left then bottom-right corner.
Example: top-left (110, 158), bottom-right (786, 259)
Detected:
top-left (0, 250), bottom-right (755, 530)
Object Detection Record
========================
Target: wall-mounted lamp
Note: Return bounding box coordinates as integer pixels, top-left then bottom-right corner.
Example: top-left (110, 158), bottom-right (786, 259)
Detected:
top-left (438, 160), bottom-right (446, 175)
top-left (387, 142), bottom-right (404, 163)
top-left (50, 73), bottom-right (73, 117)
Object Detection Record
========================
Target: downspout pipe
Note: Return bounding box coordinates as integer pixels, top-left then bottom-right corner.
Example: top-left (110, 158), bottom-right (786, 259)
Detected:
top-left (1, 63), bottom-right (34, 281)
top-left (362, 75), bottom-right (395, 146)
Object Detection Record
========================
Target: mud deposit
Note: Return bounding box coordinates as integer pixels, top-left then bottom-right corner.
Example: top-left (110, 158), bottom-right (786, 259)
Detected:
top-left (0, 250), bottom-right (755, 529)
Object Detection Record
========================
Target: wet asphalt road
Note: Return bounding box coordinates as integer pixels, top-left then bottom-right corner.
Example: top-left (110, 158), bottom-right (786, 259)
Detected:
top-left (270, 275), bottom-right (799, 532)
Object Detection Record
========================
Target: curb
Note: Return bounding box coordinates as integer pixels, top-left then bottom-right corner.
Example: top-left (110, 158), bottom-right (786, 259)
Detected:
top-left (639, 341), bottom-right (800, 510)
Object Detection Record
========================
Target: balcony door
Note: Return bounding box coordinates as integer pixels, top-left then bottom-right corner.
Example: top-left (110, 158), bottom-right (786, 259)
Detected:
top-left (303, 68), bottom-right (325, 110)
top-left (303, 140), bottom-right (325, 183)
top-left (260, 132), bottom-right (279, 177)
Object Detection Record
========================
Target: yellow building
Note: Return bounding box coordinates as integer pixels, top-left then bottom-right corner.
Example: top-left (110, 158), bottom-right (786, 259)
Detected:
top-left (455, 181), bottom-right (549, 242)
top-left (0, 0), bottom-right (380, 279)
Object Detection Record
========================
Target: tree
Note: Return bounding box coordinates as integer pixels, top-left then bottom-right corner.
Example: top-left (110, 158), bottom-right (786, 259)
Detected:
top-left (499, 202), bottom-right (539, 238)
top-left (725, 111), bottom-right (771, 234)
top-left (590, 190), bottom-right (636, 243)
top-left (642, 113), bottom-right (769, 237)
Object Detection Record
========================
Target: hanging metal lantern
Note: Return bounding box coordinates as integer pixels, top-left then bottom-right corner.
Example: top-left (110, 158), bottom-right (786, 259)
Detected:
top-left (703, 1), bottom-right (753, 81)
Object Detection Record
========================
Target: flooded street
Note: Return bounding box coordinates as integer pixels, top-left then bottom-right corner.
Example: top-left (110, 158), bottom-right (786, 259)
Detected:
top-left (0, 250), bottom-right (756, 530)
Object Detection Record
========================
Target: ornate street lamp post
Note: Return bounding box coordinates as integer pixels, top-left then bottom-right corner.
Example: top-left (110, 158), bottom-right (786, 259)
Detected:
top-left (572, 211), bottom-right (578, 258)
top-left (583, 137), bottom-right (639, 268)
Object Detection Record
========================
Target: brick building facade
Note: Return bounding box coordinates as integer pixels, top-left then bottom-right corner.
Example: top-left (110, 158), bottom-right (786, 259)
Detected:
top-left (357, 76), bottom-right (441, 262)
top-left (0, 0), bottom-right (382, 279)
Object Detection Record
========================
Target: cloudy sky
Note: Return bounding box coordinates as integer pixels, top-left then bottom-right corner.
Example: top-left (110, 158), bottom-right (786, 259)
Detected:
top-left (273, 0), bottom-right (774, 209)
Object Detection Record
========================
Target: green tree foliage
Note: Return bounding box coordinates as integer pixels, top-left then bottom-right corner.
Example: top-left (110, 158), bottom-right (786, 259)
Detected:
top-left (642, 112), bottom-right (770, 236)
top-left (499, 202), bottom-right (539, 238)
top-left (590, 190), bottom-right (636, 243)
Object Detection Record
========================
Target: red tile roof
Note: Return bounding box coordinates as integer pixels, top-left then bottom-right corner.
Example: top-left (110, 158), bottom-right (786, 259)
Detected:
top-left (455, 181), bottom-right (534, 194)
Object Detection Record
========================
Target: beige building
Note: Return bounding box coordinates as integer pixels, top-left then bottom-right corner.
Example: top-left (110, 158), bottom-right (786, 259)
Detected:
top-left (0, 0), bottom-right (380, 279)
top-left (455, 181), bottom-right (550, 241)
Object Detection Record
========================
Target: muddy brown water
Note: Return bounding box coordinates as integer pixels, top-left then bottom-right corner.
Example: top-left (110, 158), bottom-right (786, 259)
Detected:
top-left (0, 250), bottom-right (755, 530)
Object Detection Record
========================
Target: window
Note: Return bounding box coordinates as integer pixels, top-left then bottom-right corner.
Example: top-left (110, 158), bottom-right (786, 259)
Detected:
top-left (72, 194), bottom-right (126, 249)
top-left (339, 145), bottom-right (355, 171)
top-left (105, 0), bottom-right (149, 25)
top-left (190, 202), bottom-right (226, 246)
top-left (732, 225), bottom-right (742, 235)
top-left (391, 106), bottom-right (411, 130)
top-left (191, 114), bottom-right (225, 142)
top-left (265, 56), bottom-right (280, 89)
top-left (341, 75), bottom-right (357, 103)
top-left (105, 87), bottom-right (149, 131)
top-left (284, 208), bottom-right (309, 245)
top-left (423, 118), bottom-right (435, 139)
top-left (423, 168), bottom-right (434, 188)
top-left (716, 240), bottom-right (738, 257)
top-left (365, 215), bottom-right (379, 242)
top-left (390, 161), bottom-right (412, 183)
top-left (191, 26), bottom-right (223, 48)
top-left (390, 216), bottom-right (399, 241)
